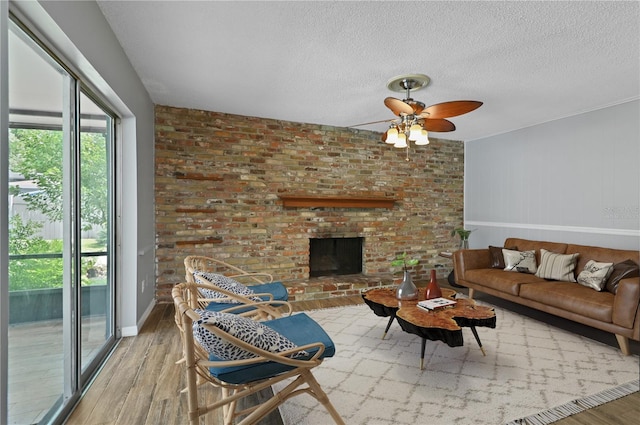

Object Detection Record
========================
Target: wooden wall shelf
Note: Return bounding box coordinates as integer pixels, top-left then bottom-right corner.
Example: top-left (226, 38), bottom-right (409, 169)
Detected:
top-left (279, 195), bottom-right (396, 209)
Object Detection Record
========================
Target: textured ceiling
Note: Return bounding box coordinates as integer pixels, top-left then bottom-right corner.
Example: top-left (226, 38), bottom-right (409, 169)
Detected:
top-left (96, 1), bottom-right (639, 141)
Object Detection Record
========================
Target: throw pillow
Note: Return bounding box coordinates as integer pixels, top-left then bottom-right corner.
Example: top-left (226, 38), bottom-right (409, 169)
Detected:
top-left (534, 249), bottom-right (579, 282)
top-left (502, 249), bottom-right (537, 274)
top-left (576, 260), bottom-right (614, 291)
top-left (192, 309), bottom-right (306, 361)
top-left (489, 245), bottom-right (517, 269)
top-left (605, 259), bottom-right (640, 294)
top-left (193, 271), bottom-right (261, 303)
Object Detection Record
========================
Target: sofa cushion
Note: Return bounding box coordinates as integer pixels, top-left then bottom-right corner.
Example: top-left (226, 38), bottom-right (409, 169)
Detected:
top-left (605, 259), bottom-right (640, 294)
top-left (576, 260), bottom-right (614, 291)
top-left (519, 282), bottom-right (614, 323)
top-left (503, 249), bottom-right (537, 274)
top-left (464, 268), bottom-right (544, 296)
top-left (535, 249), bottom-right (579, 282)
top-left (489, 245), bottom-right (516, 269)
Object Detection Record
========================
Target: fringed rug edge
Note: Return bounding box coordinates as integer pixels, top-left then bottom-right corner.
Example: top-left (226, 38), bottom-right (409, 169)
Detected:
top-left (505, 379), bottom-right (639, 425)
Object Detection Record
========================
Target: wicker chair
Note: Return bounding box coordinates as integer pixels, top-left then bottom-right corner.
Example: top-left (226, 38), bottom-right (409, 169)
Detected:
top-left (184, 256), bottom-right (288, 315)
top-left (172, 282), bottom-right (345, 425)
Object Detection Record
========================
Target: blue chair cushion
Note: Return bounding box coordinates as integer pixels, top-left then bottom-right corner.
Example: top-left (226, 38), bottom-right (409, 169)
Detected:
top-left (204, 281), bottom-right (288, 313)
top-left (208, 312), bottom-right (335, 384)
top-left (254, 281), bottom-right (289, 302)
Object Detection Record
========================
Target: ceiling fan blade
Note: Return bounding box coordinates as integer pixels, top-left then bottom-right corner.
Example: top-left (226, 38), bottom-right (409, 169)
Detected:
top-left (350, 118), bottom-right (395, 127)
top-left (409, 101), bottom-right (425, 115)
top-left (421, 118), bottom-right (456, 132)
top-left (420, 100), bottom-right (483, 119)
top-left (384, 97), bottom-right (414, 116)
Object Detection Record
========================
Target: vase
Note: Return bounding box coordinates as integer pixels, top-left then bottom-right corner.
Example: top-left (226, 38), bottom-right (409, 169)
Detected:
top-left (396, 270), bottom-right (418, 300)
top-left (425, 269), bottom-right (442, 300)
top-left (459, 239), bottom-right (469, 250)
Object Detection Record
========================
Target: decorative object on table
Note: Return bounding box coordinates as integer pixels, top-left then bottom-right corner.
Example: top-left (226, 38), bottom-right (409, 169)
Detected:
top-left (451, 227), bottom-right (474, 250)
top-left (425, 269), bottom-right (442, 299)
top-left (417, 297), bottom-right (457, 311)
top-left (391, 252), bottom-right (420, 300)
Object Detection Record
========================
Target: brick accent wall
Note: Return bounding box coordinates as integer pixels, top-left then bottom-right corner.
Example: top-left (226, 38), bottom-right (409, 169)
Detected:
top-left (155, 105), bottom-right (464, 303)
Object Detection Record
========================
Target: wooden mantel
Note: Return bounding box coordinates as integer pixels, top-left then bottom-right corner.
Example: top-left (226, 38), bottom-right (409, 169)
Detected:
top-left (279, 195), bottom-right (397, 209)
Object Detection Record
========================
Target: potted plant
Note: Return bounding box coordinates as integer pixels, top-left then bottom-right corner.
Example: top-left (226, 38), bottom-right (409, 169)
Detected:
top-left (391, 252), bottom-right (420, 300)
top-left (391, 252), bottom-right (420, 273)
top-left (451, 228), bottom-right (474, 250)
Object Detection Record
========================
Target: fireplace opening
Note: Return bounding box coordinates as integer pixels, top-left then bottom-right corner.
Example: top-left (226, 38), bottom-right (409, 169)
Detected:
top-left (309, 237), bottom-right (363, 277)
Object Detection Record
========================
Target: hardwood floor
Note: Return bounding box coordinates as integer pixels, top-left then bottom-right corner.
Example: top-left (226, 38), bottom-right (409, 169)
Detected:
top-left (64, 284), bottom-right (639, 424)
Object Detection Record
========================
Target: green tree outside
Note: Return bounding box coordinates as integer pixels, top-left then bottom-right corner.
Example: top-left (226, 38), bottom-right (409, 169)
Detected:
top-left (9, 128), bottom-right (108, 290)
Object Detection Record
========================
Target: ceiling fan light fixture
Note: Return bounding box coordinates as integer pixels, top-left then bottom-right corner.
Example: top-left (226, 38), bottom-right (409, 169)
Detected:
top-left (347, 73), bottom-right (481, 160)
top-left (408, 124), bottom-right (422, 141)
top-left (385, 127), bottom-right (399, 144)
top-left (394, 133), bottom-right (407, 148)
top-left (415, 129), bottom-right (430, 145)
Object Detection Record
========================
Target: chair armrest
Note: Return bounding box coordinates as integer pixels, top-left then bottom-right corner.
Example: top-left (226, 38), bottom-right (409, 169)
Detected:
top-left (194, 282), bottom-right (290, 319)
top-left (219, 300), bottom-right (293, 318)
top-left (250, 292), bottom-right (275, 301)
top-left (229, 272), bottom-right (274, 284)
top-left (613, 277), bottom-right (640, 329)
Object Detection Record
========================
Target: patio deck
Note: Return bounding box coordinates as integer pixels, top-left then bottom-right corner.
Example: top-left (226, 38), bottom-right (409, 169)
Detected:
top-left (8, 316), bottom-right (107, 425)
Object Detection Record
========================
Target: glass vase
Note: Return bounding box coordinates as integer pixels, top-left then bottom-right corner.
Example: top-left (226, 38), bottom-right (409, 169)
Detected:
top-left (396, 270), bottom-right (418, 300)
top-left (459, 239), bottom-right (469, 250)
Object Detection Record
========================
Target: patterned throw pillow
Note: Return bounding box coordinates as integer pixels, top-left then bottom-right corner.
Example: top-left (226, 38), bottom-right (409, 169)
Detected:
top-left (576, 260), bottom-right (614, 291)
top-left (502, 249), bottom-right (537, 274)
top-left (193, 271), bottom-right (261, 303)
top-left (192, 309), bottom-right (306, 360)
top-left (535, 249), bottom-right (579, 282)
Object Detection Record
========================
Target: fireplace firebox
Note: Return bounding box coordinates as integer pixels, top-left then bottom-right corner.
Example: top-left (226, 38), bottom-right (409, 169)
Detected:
top-left (309, 237), bottom-right (363, 277)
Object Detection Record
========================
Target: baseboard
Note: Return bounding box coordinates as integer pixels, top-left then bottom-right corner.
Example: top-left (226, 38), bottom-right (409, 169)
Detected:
top-left (121, 298), bottom-right (156, 337)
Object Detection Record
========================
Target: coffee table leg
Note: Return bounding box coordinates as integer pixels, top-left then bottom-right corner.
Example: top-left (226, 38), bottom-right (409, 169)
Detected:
top-left (470, 326), bottom-right (487, 356)
top-left (382, 313), bottom-right (396, 340)
top-left (420, 338), bottom-right (427, 370)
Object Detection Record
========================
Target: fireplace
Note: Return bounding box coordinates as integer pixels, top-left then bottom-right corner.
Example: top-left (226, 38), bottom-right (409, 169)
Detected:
top-left (309, 237), bottom-right (363, 277)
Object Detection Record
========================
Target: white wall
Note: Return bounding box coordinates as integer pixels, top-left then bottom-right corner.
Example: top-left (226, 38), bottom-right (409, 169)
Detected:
top-left (464, 100), bottom-right (640, 251)
top-left (10, 1), bottom-right (156, 333)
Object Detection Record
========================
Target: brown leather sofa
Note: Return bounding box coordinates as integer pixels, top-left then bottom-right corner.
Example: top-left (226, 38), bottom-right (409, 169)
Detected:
top-left (453, 238), bottom-right (640, 355)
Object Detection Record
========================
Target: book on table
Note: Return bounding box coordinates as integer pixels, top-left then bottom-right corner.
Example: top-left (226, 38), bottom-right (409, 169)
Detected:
top-left (418, 297), bottom-right (457, 311)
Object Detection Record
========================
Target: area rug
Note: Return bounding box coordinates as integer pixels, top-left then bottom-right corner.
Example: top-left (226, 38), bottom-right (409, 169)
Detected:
top-left (274, 303), bottom-right (639, 425)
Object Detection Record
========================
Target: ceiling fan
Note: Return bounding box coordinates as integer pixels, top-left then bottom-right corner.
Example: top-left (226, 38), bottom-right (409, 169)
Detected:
top-left (354, 74), bottom-right (482, 148)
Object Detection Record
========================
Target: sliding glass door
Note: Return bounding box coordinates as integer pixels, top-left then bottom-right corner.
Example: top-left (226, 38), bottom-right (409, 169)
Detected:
top-left (7, 18), bottom-right (117, 424)
top-left (78, 92), bottom-right (114, 379)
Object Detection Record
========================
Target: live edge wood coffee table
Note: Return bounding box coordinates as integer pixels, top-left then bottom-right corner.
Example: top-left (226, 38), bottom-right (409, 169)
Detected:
top-left (362, 288), bottom-right (496, 369)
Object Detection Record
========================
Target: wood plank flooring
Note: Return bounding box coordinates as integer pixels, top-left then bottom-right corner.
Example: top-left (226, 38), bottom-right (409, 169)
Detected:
top-left (64, 284), bottom-right (640, 425)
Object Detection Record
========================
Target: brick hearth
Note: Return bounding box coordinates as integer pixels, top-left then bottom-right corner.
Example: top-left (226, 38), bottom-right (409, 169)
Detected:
top-left (284, 273), bottom-right (450, 302)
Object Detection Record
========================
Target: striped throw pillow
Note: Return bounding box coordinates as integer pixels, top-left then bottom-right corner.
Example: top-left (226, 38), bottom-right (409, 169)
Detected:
top-left (535, 249), bottom-right (579, 282)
